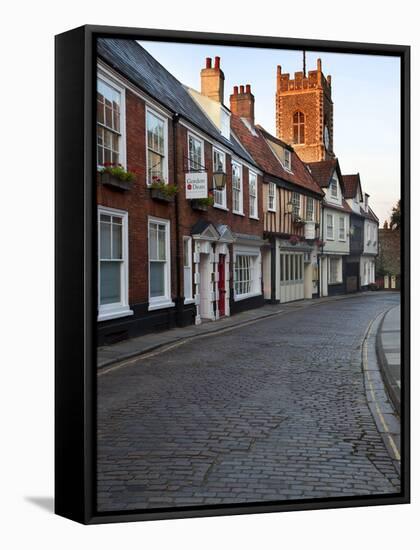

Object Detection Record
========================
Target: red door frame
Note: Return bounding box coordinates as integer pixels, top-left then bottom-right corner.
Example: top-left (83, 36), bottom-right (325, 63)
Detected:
top-left (218, 254), bottom-right (226, 316)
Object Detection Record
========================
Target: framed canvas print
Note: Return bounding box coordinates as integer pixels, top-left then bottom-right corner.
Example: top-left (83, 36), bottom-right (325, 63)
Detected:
top-left (55, 25), bottom-right (410, 524)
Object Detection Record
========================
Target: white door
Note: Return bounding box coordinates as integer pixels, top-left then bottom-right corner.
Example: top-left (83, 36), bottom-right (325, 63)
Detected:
top-left (279, 251), bottom-right (304, 303)
top-left (199, 253), bottom-right (213, 319)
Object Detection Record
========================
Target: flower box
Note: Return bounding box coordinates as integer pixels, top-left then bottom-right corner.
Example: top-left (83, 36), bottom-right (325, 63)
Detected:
top-left (191, 199), bottom-right (209, 212)
top-left (100, 171), bottom-right (134, 191)
top-left (150, 188), bottom-right (175, 203)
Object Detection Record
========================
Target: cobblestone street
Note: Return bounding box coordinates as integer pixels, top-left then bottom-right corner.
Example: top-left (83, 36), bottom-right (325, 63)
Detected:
top-left (97, 293), bottom-right (401, 512)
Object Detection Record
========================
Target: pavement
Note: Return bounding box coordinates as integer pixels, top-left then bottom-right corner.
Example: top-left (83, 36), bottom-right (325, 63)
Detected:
top-left (376, 305), bottom-right (401, 415)
top-left (97, 292), bottom-right (391, 369)
top-left (96, 292), bottom-right (401, 512)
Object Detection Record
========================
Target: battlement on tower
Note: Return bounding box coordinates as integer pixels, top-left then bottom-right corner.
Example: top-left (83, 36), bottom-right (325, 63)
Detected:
top-left (275, 57), bottom-right (334, 163)
top-left (277, 58), bottom-right (331, 100)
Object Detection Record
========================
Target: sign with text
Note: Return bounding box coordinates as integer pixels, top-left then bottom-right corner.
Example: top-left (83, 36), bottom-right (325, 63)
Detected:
top-left (185, 172), bottom-right (208, 199)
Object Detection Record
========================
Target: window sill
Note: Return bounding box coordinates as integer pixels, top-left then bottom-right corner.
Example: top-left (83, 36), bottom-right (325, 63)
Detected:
top-left (250, 216), bottom-right (260, 220)
top-left (184, 298), bottom-right (196, 305)
top-left (233, 211), bottom-right (245, 217)
top-left (267, 208), bottom-right (276, 213)
top-left (233, 290), bottom-right (262, 302)
top-left (148, 299), bottom-right (175, 312)
top-left (98, 307), bottom-right (133, 322)
top-left (213, 204), bottom-right (229, 211)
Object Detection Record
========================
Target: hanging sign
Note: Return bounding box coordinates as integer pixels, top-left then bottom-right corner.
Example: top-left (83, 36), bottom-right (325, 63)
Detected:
top-left (185, 172), bottom-right (208, 199)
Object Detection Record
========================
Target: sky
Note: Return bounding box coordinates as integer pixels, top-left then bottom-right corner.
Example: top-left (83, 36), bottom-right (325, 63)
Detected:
top-left (139, 41), bottom-right (400, 225)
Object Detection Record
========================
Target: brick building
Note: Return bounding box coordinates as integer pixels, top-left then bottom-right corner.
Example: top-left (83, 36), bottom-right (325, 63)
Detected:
top-left (228, 86), bottom-right (324, 303)
top-left (96, 40), bottom-right (265, 345)
top-left (274, 58), bottom-right (379, 296)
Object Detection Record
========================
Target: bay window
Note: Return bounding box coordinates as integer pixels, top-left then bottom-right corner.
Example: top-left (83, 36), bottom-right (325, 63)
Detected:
top-left (249, 171), bottom-right (258, 218)
top-left (232, 162), bottom-right (243, 214)
top-left (146, 108), bottom-right (167, 184)
top-left (235, 255), bottom-right (254, 297)
top-left (98, 207), bottom-right (131, 321)
top-left (234, 248), bottom-right (262, 300)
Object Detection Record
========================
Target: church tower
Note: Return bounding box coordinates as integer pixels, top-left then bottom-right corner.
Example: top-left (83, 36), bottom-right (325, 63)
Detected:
top-left (276, 58), bottom-right (334, 163)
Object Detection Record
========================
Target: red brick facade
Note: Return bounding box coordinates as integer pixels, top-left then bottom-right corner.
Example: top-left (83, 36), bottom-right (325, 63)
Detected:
top-left (97, 72), bottom-right (265, 344)
top-left (276, 60), bottom-right (334, 163)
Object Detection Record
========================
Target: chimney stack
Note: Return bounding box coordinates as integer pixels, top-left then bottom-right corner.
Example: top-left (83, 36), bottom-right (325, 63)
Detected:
top-left (200, 56), bottom-right (225, 103)
top-left (230, 84), bottom-right (255, 126)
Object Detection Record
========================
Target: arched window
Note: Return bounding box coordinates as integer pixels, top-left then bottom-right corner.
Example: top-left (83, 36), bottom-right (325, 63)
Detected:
top-left (293, 111), bottom-right (305, 144)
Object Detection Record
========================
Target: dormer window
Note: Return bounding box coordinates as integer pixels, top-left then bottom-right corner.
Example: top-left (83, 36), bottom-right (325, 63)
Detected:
top-left (331, 177), bottom-right (338, 198)
top-left (293, 111), bottom-right (305, 144)
top-left (284, 149), bottom-right (292, 171)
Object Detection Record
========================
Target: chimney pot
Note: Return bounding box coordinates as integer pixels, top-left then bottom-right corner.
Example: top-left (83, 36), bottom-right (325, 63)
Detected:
top-left (214, 56), bottom-right (220, 69)
top-left (206, 57), bottom-right (212, 69)
top-left (317, 58), bottom-right (322, 72)
top-left (230, 84), bottom-right (255, 126)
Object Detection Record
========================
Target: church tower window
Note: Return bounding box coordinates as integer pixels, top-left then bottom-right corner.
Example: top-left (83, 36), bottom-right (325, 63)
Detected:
top-left (293, 111), bottom-right (305, 144)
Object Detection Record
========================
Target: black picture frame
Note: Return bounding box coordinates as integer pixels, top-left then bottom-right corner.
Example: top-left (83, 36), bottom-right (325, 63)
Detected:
top-left (55, 24), bottom-right (410, 525)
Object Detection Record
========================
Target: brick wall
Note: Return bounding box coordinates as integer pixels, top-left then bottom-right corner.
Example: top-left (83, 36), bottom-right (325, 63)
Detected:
top-left (97, 89), bottom-right (178, 307)
top-left (276, 64), bottom-right (334, 163)
top-left (97, 88), bottom-right (265, 335)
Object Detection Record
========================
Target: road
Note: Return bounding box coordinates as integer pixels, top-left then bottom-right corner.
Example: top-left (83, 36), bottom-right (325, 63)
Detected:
top-left (97, 293), bottom-right (401, 511)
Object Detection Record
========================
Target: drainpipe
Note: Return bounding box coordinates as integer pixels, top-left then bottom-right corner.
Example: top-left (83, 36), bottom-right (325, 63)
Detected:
top-left (320, 205), bottom-right (324, 297)
top-left (173, 112), bottom-right (183, 326)
top-left (270, 236), bottom-right (277, 303)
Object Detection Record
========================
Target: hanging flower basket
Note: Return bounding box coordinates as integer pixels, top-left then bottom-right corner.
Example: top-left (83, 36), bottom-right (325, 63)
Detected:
top-left (292, 215), bottom-right (305, 227)
top-left (191, 196), bottom-right (214, 212)
top-left (289, 235), bottom-right (300, 246)
top-left (99, 163), bottom-right (136, 191)
top-left (314, 239), bottom-right (325, 248)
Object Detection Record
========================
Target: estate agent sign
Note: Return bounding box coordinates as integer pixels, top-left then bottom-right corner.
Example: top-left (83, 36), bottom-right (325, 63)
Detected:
top-left (185, 172), bottom-right (208, 199)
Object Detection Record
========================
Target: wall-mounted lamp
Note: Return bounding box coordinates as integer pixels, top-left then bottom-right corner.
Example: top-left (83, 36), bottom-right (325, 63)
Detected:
top-left (213, 171), bottom-right (227, 190)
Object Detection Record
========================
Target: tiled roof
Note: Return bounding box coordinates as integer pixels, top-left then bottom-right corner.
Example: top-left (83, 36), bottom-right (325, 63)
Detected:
top-left (230, 116), bottom-right (323, 196)
top-left (307, 159), bottom-right (353, 213)
top-left (342, 174), bottom-right (361, 199)
top-left (306, 160), bottom-right (337, 188)
top-left (97, 38), bottom-right (255, 166)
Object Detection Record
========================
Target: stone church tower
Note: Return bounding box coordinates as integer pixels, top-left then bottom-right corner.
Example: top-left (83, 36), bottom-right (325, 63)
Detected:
top-left (276, 58), bottom-right (334, 163)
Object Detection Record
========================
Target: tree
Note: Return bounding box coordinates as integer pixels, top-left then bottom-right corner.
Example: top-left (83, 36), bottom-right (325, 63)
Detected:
top-left (390, 200), bottom-right (401, 230)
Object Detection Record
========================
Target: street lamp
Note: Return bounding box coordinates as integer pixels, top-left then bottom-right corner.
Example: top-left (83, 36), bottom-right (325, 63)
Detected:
top-left (213, 170), bottom-right (227, 191)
